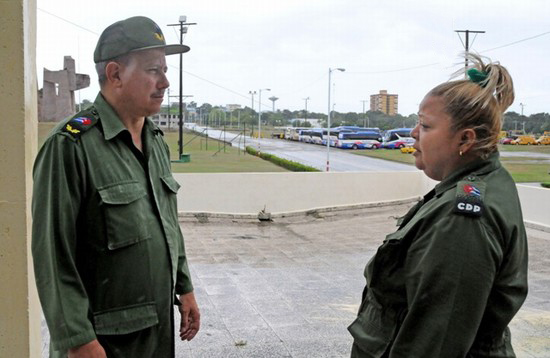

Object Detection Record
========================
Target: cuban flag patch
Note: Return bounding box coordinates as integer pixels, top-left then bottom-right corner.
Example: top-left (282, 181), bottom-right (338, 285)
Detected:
top-left (73, 117), bottom-right (92, 126)
top-left (454, 179), bottom-right (486, 217)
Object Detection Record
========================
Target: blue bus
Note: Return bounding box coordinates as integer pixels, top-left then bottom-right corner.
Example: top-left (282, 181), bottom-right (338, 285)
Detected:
top-left (335, 131), bottom-right (382, 149)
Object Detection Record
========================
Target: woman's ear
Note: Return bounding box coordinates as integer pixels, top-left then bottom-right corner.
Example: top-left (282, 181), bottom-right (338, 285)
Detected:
top-left (104, 62), bottom-right (123, 88)
top-left (460, 128), bottom-right (477, 154)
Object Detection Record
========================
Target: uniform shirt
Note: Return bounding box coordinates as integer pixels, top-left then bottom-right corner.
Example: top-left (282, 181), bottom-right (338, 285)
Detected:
top-left (348, 153), bottom-right (528, 358)
top-left (32, 93), bottom-right (193, 355)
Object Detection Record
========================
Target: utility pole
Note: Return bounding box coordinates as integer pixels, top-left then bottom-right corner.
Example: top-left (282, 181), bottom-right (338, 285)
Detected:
top-left (168, 16), bottom-right (197, 160)
top-left (455, 29), bottom-right (485, 78)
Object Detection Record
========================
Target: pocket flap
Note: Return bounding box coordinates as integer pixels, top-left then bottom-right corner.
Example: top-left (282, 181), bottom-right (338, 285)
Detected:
top-left (98, 181), bottom-right (147, 205)
top-left (161, 175), bottom-right (180, 193)
top-left (94, 302), bottom-right (158, 335)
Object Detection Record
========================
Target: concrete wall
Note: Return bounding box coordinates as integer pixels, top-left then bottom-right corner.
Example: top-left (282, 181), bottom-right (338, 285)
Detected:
top-left (175, 172), bottom-right (549, 230)
top-left (174, 171), bottom-right (433, 215)
top-left (0, 0), bottom-right (41, 357)
top-left (517, 184), bottom-right (550, 231)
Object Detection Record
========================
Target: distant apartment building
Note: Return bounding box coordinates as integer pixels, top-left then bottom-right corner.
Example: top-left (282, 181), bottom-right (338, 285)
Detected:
top-left (370, 90), bottom-right (398, 116)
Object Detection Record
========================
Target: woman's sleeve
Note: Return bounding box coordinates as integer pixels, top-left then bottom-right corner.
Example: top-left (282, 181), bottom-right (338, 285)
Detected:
top-left (390, 214), bottom-right (502, 357)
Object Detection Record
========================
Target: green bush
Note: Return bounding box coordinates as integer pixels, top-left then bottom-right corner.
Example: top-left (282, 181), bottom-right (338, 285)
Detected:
top-left (541, 182), bottom-right (550, 188)
top-left (246, 146), bottom-right (320, 172)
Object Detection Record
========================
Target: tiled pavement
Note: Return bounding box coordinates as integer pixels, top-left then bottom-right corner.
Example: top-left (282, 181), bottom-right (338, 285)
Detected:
top-left (41, 203), bottom-right (550, 357)
top-left (175, 203), bottom-right (550, 357)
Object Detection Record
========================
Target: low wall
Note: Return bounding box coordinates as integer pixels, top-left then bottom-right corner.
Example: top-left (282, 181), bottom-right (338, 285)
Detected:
top-left (175, 172), bottom-right (549, 230)
top-left (516, 184), bottom-right (550, 231)
top-left (174, 171), bottom-right (431, 215)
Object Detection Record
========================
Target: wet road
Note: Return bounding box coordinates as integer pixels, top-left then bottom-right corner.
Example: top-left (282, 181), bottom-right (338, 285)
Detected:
top-left (187, 125), bottom-right (417, 172)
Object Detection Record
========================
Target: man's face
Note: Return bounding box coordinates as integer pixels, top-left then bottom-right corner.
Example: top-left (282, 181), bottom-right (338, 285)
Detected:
top-left (117, 48), bottom-right (169, 117)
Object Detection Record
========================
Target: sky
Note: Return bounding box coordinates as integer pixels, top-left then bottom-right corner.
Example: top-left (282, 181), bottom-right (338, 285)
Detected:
top-left (37, 0), bottom-right (550, 116)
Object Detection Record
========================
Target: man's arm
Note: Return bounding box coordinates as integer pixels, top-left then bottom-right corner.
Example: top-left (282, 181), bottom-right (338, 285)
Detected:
top-left (32, 134), bottom-right (97, 352)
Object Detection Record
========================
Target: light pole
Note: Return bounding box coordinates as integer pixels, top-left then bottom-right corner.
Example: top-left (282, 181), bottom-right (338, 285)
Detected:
top-left (361, 100), bottom-right (368, 128)
top-left (327, 68), bottom-right (345, 172)
top-left (303, 97), bottom-right (310, 125)
top-left (248, 90), bottom-right (256, 111)
top-left (168, 15), bottom-right (196, 160)
top-left (258, 88), bottom-right (270, 152)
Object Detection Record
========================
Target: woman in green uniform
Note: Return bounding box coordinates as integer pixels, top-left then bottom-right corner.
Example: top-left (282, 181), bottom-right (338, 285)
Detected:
top-left (348, 54), bottom-right (528, 357)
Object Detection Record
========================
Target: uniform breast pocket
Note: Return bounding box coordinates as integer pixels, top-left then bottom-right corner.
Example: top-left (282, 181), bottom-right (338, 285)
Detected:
top-left (98, 181), bottom-right (150, 250)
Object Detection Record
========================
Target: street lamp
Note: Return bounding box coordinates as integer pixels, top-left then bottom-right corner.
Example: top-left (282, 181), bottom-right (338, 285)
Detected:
top-left (248, 90), bottom-right (256, 111)
top-left (326, 68), bottom-right (345, 172)
top-left (258, 88), bottom-right (270, 152)
top-left (361, 100), bottom-right (369, 128)
top-left (168, 15), bottom-right (196, 160)
top-left (303, 97), bottom-right (310, 125)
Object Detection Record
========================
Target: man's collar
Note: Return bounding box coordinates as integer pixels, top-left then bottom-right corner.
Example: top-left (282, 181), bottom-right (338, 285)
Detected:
top-left (93, 93), bottom-right (163, 139)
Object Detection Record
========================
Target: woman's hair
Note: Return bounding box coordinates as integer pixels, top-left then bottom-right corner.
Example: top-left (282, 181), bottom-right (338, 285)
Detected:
top-left (428, 53), bottom-right (515, 158)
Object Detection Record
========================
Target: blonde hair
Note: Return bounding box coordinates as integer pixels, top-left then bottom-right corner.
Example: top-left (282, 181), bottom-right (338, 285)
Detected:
top-left (428, 53), bottom-right (515, 158)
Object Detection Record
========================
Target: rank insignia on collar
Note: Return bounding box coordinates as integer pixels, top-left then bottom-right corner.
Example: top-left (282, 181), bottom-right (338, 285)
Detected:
top-left (454, 180), bottom-right (486, 217)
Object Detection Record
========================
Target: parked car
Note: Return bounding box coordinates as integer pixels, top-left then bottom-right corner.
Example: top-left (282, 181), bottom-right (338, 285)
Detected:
top-left (500, 137), bottom-right (516, 145)
top-left (536, 135), bottom-right (550, 145)
top-left (511, 135), bottom-right (537, 145)
top-left (400, 146), bottom-right (416, 154)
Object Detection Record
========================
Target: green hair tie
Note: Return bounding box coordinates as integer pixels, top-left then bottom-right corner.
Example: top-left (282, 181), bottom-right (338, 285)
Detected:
top-left (467, 68), bottom-right (488, 87)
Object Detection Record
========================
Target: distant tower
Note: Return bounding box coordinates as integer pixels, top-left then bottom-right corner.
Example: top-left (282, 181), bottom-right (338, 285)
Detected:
top-left (269, 96), bottom-right (279, 112)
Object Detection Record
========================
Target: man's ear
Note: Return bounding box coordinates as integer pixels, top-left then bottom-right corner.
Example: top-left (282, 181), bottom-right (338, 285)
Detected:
top-left (460, 128), bottom-right (477, 154)
top-left (105, 61), bottom-right (123, 88)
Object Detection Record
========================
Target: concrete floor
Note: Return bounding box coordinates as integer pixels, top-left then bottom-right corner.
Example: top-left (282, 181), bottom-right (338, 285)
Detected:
top-left (41, 202), bottom-right (550, 357)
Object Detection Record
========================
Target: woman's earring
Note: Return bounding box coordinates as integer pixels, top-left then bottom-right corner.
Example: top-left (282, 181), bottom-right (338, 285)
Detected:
top-left (459, 150), bottom-right (463, 156)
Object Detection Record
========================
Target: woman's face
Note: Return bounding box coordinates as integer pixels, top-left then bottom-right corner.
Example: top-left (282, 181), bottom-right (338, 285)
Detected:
top-left (411, 95), bottom-right (465, 181)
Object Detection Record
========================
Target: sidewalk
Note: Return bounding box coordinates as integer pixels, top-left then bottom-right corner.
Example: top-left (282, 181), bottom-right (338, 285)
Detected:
top-left (175, 203), bottom-right (550, 357)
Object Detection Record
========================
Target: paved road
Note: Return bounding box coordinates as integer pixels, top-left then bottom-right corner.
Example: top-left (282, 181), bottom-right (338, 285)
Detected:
top-left (187, 125), bottom-right (416, 172)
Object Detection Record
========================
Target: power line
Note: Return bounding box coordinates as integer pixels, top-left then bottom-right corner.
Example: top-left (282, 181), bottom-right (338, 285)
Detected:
top-left (481, 30), bottom-right (550, 53)
top-left (38, 8), bottom-right (99, 36)
top-left (348, 62), bottom-right (441, 74)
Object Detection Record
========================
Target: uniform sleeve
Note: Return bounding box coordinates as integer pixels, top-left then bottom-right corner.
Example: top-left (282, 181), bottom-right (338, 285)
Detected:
top-left (161, 139), bottom-right (194, 295)
top-left (175, 228), bottom-right (194, 295)
top-left (31, 134), bottom-right (96, 351)
top-left (390, 214), bottom-right (502, 357)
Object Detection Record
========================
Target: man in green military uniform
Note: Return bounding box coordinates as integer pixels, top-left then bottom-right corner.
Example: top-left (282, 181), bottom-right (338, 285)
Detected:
top-left (32, 16), bottom-right (200, 357)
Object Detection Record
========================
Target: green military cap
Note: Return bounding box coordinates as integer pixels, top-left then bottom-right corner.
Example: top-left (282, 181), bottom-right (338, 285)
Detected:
top-left (94, 16), bottom-right (190, 63)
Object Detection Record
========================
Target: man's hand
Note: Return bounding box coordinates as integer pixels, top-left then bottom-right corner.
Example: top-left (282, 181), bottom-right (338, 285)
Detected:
top-left (178, 292), bottom-right (200, 341)
top-left (68, 340), bottom-right (106, 358)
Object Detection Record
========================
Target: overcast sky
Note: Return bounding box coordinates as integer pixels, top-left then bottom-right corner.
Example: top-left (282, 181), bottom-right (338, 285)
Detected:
top-left (37, 0), bottom-right (550, 116)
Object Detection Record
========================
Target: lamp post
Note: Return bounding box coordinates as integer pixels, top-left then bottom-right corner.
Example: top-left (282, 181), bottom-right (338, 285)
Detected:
top-left (303, 97), bottom-right (310, 125)
top-left (326, 68), bottom-right (345, 172)
top-left (361, 100), bottom-right (369, 128)
top-left (258, 88), bottom-right (270, 152)
top-left (168, 16), bottom-right (196, 160)
top-left (248, 90), bottom-right (256, 111)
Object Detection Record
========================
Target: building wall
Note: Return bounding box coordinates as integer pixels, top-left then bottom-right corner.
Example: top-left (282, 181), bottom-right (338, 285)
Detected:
top-left (370, 90), bottom-right (398, 116)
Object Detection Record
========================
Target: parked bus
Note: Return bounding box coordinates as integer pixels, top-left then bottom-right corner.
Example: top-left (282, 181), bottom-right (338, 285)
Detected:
top-left (298, 129), bottom-right (313, 143)
top-left (381, 128), bottom-right (415, 149)
top-left (335, 131), bottom-right (382, 149)
top-left (310, 129), bottom-right (324, 145)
